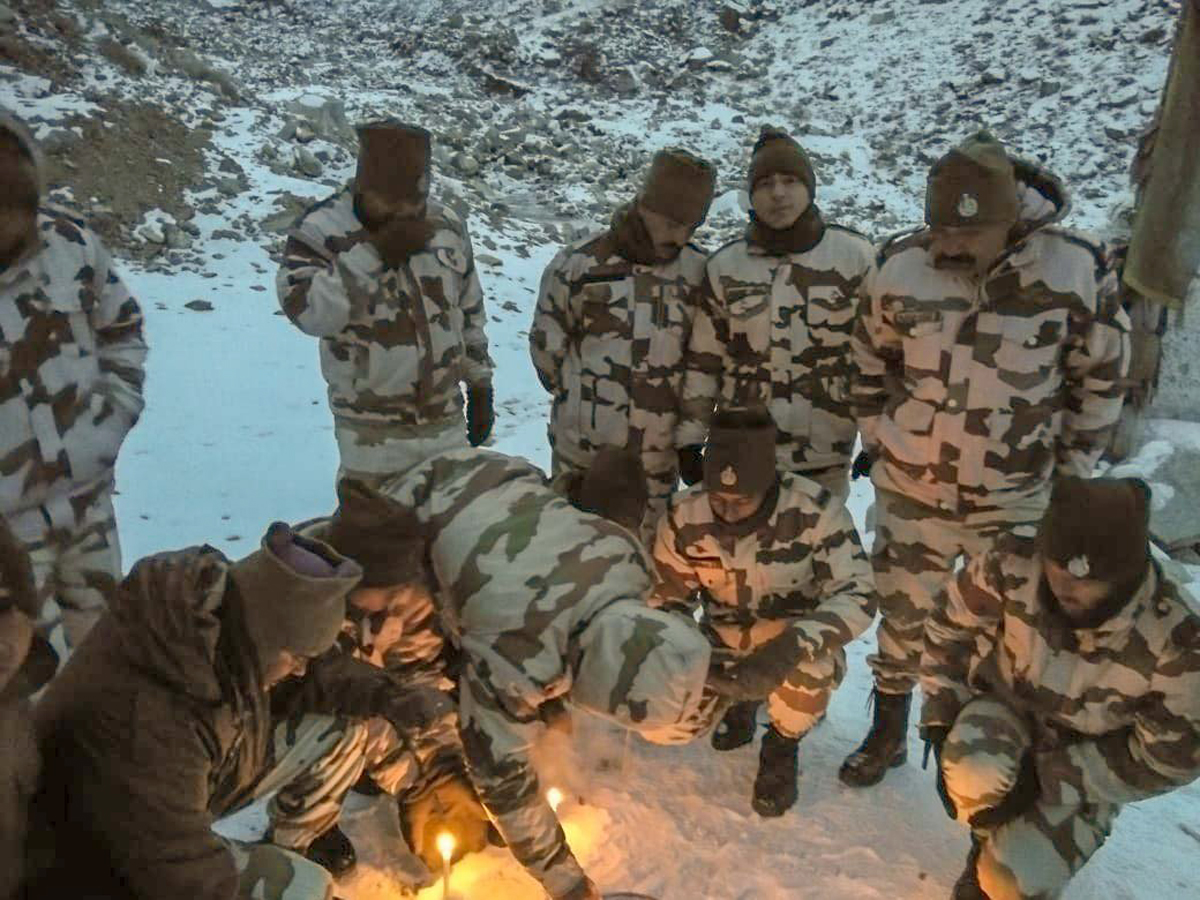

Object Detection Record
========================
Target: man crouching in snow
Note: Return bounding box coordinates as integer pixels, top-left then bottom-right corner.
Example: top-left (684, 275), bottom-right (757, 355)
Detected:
top-left (25, 522), bottom-right (451, 900)
top-left (920, 477), bottom-right (1200, 900)
top-left (651, 407), bottom-right (877, 816)
top-left (352, 447), bottom-right (719, 900)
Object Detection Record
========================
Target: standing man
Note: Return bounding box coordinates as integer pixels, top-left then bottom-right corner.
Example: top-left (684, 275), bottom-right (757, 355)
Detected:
top-left (841, 132), bottom-right (1130, 788)
top-left (0, 111), bottom-right (147, 648)
top-left (279, 120), bottom-right (495, 486)
top-left (920, 477), bottom-right (1200, 900)
top-left (651, 408), bottom-right (876, 817)
top-left (531, 147), bottom-right (717, 544)
top-left (372, 448), bottom-right (717, 899)
top-left (680, 127), bottom-right (874, 503)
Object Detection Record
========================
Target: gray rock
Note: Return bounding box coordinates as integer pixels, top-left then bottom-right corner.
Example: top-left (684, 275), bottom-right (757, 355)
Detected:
top-left (163, 224), bottom-right (191, 250)
top-left (39, 128), bottom-right (77, 155)
top-left (454, 152), bottom-right (480, 176)
top-left (295, 121), bottom-right (317, 143)
top-left (216, 177), bottom-right (242, 197)
top-left (0, 4), bottom-right (15, 27)
top-left (869, 10), bottom-right (896, 25)
top-left (611, 67), bottom-right (639, 96)
top-left (284, 96), bottom-right (353, 146)
top-left (184, 299), bottom-right (214, 312)
top-left (293, 147), bottom-right (324, 178)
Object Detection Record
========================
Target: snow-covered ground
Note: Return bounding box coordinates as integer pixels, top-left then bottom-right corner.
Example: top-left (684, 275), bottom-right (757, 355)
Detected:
top-left (4, 0), bottom-right (1200, 896)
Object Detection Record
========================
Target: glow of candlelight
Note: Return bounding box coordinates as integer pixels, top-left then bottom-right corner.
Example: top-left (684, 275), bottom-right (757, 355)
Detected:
top-left (546, 787), bottom-right (564, 812)
top-left (437, 830), bottom-right (456, 863)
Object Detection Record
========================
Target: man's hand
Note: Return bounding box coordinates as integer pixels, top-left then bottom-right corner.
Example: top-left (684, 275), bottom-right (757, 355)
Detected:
top-left (466, 382), bottom-right (495, 446)
top-left (969, 750), bottom-right (1040, 829)
top-left (920, 725), bottom-right (955, 820)
top-left (851, 449), bottom-right (874, 480)
top-left (382, 686), bottom-right (456, 738)
top-left (707, 629), bottom-right (805, 701)
top-left (677, 445), bottom-right (704, 486)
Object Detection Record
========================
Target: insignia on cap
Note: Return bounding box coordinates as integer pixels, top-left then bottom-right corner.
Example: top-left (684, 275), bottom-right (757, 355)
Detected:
top-left (957, 193), bottom-right (979, 218)
top-left (1067, 555), bottom-right (1092, 579)
top-left (720, 465), bottom-right (738, 487)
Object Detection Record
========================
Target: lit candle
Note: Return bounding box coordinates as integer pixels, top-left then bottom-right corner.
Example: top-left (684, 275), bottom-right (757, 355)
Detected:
top-left (437, 831), bottom-right (456, 900)
top-left (546, 787), bottom-right (564, 813)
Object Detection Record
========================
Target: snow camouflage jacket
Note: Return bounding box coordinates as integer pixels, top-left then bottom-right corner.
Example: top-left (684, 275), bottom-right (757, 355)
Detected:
top-left (678, 225), bottom-right (874, 473)
top-left (921, 542), bottom-right (1200, 809)
top-left (530, 228), bottom-right (708, 464)
top-left (650, 472), bottom-right (876, 655)
top-left (0, 118), bottom-right (146, 529)
top-left (380, 449), bottom-right (707, 898)
top-left (278, 188), bottom-right (493, 425)
top-left (852, 162), bottom-right (1130, 512)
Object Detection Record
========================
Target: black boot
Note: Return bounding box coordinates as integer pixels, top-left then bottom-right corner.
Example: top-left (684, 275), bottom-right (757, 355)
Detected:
top-left (838, 689), bottom-right (911, 787)
top-left (751, 726), bottom-right (800, 817)
top-left (952, 835), bottom-right (991, 899)
top-left (306, 826), bottom-right (357, 878)
top-left (712, 700), bottom-right (759, 751)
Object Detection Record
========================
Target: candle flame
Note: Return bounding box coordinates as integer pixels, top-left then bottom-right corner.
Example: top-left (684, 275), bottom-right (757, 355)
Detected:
top-left (546, 787), bottom-right (564, 812)
top-left (437, 830), bottom-right (456, 863)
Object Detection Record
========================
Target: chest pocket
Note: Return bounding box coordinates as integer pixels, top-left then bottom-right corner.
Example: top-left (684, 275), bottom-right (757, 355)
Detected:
top-left (893, 307), bottom-right (945, 374)
top-left (725, 286), bottom-right (772, 360)
top-left (645, 282), bottom-right (691, 371)
top-left (576, 276), bottom-right (631, 342)
top-left (994, 315), bottom-right (1066, 384)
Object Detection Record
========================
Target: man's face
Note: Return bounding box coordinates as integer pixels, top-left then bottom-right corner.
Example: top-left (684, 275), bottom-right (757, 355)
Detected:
top-left (750, 173), bottom-right (811, 230)
top-left (708, 489), bottom-right (768, 524)
top-left (638, 203), bottom-right (694, 262)
top-left (262, 649), bottom-right (313, 689)
top-left (929, 221), bottom-right (1012, 276)
top-left (1043, 559), bottom-right (1112, 622)
top-left (357, 177), bottom-right (429, 225)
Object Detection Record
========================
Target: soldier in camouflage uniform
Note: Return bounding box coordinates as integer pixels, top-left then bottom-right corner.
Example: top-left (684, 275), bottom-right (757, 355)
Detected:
top-left (652, 408), bottom-right (876, 817)
top-left (370, 448), bottom-right (717, 899)
top-left (28, 521), bottom-right (450, 899)
top-left (680, 128), bottom-right (874, 503)
top-left (919, 477), bottom-right (1200, 900)
top-left (0, 111), bottom-right (147, 648)
top-left (278, 120), bottom-right (494, 487)
top-left (841, 132), bottom-right (1130, 788)
top-left (531, 148), bottom-right (717, 544)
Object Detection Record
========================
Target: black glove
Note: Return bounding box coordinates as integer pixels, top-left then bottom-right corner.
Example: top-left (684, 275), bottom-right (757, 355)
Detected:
top-left (466, 382), bottom-right (495, 446)
top-left (851, 449), bottom-right (874, 480)
top-left (381, 685), bottom-right (456, 739)
top-left (677, 445), bottom-right (704, 486)
top-left (969, 750), bottom-right (1040, 830)
top-left (707, 629), bottom-right (805, 701)
top-left (920, 725), bottom-right (955, 820)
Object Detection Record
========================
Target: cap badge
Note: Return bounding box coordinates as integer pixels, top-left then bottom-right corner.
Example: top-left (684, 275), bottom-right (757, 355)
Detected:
top-left (1067, 555), bottom-right (1092, 579)
top-left (720, 465), bottom-right (738, 487)
top-left (957, 193), bottom-right (979, 218)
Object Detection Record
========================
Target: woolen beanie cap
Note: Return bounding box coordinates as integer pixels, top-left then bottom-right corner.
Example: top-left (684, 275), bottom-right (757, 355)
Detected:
top-left (639, 147), bottom-right (717, 228)
top-left (327, 479), bottom-right (428, 588)
top-left (231, 521), bottom-right (362, 659)
top-left (1038, 476), bottom-right (1151, 585)
top-left (355, 119), bottom-right (432, 203)
top-left (926, 131), bottom-right (1020, 227)
top-left (573, 447), bottom-right (650, 532)
top-left (747, 127), bottom-right (815, 196)
top-left (703, 406), bottom-right (778, 498)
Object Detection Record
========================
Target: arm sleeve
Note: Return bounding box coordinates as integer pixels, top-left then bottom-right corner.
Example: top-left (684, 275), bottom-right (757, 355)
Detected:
top-left (529, 249), bottom-right (573, 396)
top-left (276, 225), bottom-right (380, 338)
top-left (648, 504), bottom-right (702, 615)
top-left (1057, 270), bottom-right (1131, 478)
top-left (456, 221), bottom-right (493, 386)
top-left (849, 264), bottom-right (899, 455)
top-left (919, 552), bottom-right (1004, 728)
top-left (1037, 621), bottom-right (1200, 807)
top-left (458, 661), bottom-right (586, 899)
top-left (86, 236), bottom-right (147, 429)
top-left (787, 502), bottom-right (878, 661)
top-left (677, 269), bottom-right (725, 449)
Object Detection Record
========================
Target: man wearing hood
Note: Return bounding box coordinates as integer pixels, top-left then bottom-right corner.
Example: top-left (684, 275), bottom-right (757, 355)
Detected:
top-left (278, 120), bottom-right (495, 486)
top-left (0, 110), bottom-right (148, 648)
top-left (679, 128), bottom-right (875, 504)
top-left (28, 522), bottom-right (450, 899)
top-left (369, 447), bottom-right (717, 899)
top-left (919, 477), bottom-right (1200, 899)
top-left (841, 132), bottom-right (1131, 788)
top-left (651, 407), bottom-right (876, 817)
top-left (530, 147), bottom-right (717, 545)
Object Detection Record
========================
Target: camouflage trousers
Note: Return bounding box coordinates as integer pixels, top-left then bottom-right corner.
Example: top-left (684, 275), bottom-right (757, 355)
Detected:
top-left (943, 697), bottom-right (1117, 900)
top-left (867, 489), bottom-right (1045, 695)
top-left (711, 619), bottom-right (846, 739)
top-left (8, 485), bottom-right (121, 649)
top-left (551, 447), bottom-right (677, 547)
top-left (0, 695), bottom-right (38, 900)
top-left (334, 413), bottom-right (467, 489)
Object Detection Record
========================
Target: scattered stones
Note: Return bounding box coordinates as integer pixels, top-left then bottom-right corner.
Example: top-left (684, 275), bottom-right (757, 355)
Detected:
top-left (135, 220), bottom-right (165, 244)
top-left (284, 95), bottom-right (352, 145)
top-left (454, 152), bottom-right (481, 176)
top-left (184, 299), bottom-right (214, 312)
top-left (611, 66), bottom-right (638, 95)
top-left (293, 147), bottom-right (323, 178)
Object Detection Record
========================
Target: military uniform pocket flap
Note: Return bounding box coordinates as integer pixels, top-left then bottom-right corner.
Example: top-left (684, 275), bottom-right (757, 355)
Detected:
top-left (725, 288), bottom-right (769, 320)
top-left (1001, 316), bottom-right (1063, 351)
top-left (893, 309), bottom-right (943, 338)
